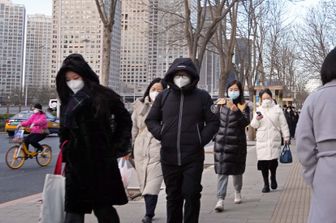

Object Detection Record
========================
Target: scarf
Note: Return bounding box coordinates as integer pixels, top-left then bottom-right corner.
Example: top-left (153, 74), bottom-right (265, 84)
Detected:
top-left (63, 88), bottom-right (91, 128)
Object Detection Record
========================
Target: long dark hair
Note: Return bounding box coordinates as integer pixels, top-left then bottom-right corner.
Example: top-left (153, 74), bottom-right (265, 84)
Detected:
top-left (321, 48), bottom-right (336, 85)
top-left (226, 80), bottom-right (245, 104)
top-left (259, 88), bottom-right (273, 99)
top-left (140, 78), bottom-right (167, 103)
top-left (56, 54), bottom-right (120, 117)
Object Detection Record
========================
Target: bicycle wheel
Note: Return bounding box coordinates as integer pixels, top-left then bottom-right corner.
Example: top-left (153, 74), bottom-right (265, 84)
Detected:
top-left (5, 145), bottom-right (25, 169)
top-left (36, 144), bottom-right (52, 167)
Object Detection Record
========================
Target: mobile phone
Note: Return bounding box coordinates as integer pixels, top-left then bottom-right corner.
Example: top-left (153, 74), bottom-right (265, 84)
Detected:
top-left (256, 111), bottom-right (262, 116)
top-left (226, 98), bottom-right (233, 106)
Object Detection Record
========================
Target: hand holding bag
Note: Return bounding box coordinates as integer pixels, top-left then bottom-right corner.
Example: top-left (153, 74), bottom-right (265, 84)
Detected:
top-left (118, 158), bottom-right (134, 188)
top-left (280, 144), bottom-right (293, 164)
top-left (39, 141), bottom-right (68, 223)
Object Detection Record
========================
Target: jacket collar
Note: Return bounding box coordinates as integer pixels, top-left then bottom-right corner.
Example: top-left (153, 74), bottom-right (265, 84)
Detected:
top-left (322, 79), bottom-right (336, 88)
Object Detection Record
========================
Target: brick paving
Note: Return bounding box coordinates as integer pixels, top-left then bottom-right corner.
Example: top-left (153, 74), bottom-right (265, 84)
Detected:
top-left (271, 161), bottom-right (311, 223)
top-left (0, 142), bottom-right (312, 223)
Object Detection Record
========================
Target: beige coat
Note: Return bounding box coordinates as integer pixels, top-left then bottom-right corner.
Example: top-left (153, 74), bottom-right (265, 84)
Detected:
top-left (132, 97), bottom-right (163, 195)
top-left (250, 103), bottom-right (290, 160)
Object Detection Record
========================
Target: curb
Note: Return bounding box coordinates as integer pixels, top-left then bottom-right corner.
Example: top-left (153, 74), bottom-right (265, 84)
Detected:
top-left (0, 193), bottom-right (41, 209)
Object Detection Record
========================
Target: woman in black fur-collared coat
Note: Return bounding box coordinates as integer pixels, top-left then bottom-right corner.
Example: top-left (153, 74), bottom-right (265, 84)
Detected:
top-left (212, 80), bottom-right (250, 212)
top-left (56, 54), bottom-right (132, 223)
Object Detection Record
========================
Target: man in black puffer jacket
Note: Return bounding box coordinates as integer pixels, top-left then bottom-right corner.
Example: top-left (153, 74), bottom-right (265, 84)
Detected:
top-left (145, 58), bottom-right (219, 223)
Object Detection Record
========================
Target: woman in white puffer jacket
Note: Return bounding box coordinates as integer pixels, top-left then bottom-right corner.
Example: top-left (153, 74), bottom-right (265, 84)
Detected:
top-left (250, 89), bottom-right (290, 193)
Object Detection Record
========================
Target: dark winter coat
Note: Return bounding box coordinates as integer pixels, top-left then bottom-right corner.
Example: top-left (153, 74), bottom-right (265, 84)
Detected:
top-left (59, 87), bottom-right (132, 213)
top-left (145, 58), bottom-right (219, 166)
top-left (213, 103), bottom-right (250, 175)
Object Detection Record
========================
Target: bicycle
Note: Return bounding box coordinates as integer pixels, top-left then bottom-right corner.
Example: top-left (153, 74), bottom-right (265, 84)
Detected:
top-left (5, 128), bottom-right (52, 169)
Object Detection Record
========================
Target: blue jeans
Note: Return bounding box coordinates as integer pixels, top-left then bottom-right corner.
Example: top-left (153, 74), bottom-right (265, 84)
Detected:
top-left (217, 174), bottom-right (243, 200)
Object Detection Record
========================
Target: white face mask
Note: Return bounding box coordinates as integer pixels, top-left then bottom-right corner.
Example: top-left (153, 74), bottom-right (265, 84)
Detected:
top-left (262, 99), bottom-right (273, 108)
top-left (33, 108), bottom-right (40, 114)
top-left (173, 75), bottom-right (191, 88)
top-left (67, 79), bottom-right (84, 94)
top-left (149, 91), bottom-right (159, 102)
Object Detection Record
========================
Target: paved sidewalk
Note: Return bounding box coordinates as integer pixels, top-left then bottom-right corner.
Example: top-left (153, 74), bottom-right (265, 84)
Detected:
top-left (0, 142), bottom-right (311, 223)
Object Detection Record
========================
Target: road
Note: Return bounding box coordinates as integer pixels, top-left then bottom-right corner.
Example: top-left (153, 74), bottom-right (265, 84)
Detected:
top-left (0, 133), bottom-right (59, 204)
top-left (0, 106), bottom-right (32, 114)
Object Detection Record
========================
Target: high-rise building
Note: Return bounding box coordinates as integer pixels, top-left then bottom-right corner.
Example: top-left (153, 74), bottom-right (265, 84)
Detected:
top-left (120, 0), bottom-right (150, 94)
top-left (25, 14), bottom-right (52, 89)
top-left (50, 0), bottom-right (121, 91)
top-left (0, 0), bottom-right (25, 99)
top-left (120, 0), bottom-right (188, 96)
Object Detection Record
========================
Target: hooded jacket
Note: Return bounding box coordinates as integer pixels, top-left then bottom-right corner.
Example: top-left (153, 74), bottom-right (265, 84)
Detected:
top-left (145, 58), bottom-right (219, 166)
top-left (56, 53), bottom-right (131, 213)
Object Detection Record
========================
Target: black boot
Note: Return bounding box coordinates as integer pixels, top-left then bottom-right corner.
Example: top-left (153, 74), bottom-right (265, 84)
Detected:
top-left (270, 175), bottom-right (277, 190)
top-left (270, 161), bottom-right (278, 190)
top-left (261, 169), bottom-right (270, 193)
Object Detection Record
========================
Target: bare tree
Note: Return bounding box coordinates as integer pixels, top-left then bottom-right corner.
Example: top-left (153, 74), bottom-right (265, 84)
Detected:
top-left (208, 1), bottom-right (240, 97)
top-left (183, 0), bottom-right (240, 70)
top-left (296, 1), bottom-right (335, 76)
top-left (95, 0), bottom-right (118, 86)
top-left (236, 0), bottom-right (267, 101)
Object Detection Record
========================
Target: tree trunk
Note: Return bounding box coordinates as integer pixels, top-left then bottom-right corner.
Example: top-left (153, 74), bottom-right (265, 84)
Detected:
top-left (218, 69), bottom-right (228, 98)
top-left (101, 28), bottom-right (112, 86)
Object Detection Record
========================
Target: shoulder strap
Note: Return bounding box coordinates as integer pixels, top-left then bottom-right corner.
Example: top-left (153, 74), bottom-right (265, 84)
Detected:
top-left (262, 112), bottom-right (281, 133)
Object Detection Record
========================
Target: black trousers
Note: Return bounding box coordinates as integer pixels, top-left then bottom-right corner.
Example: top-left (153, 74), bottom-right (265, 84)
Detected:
top-left (24, 133), bottom-right (47, 151)
top-left (161, 161), bottom-right (203, 223)
top-left (64, 206), bottom-right (120, 223)
top-left (144, 194), bottom-right (158, 218)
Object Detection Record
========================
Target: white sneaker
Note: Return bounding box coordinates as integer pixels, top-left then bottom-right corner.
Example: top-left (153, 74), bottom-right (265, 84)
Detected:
top-left (214, 199), bottom-right (224, 212)
top-left (234, 192), bottom-right (242, 204)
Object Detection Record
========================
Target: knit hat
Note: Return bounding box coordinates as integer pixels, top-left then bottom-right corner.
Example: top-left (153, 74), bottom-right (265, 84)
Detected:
top-left (33, 103), bottom-right (42, 110)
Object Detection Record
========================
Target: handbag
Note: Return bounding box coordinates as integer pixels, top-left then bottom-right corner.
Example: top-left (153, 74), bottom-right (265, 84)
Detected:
top-left (279, 144), bottom-right (293, 164)
top-left (39, 141), bottom-right (68, 223)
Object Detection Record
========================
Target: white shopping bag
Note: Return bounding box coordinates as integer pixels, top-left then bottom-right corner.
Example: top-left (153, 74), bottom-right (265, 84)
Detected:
top-left (118, 158), bottom-right (133, 188)
top-left (39, 140), bottom-right (67, 223)
top-left (12, 129), bottom-right (24, 143)
top-left (39, 174), bottom-right (65, 223)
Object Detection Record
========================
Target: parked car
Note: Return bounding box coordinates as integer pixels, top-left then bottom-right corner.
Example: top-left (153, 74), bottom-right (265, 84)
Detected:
top-left (5, 110), bottom-right (60, 137)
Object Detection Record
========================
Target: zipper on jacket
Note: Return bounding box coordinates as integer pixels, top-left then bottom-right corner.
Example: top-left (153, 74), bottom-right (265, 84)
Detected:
top-left (177, 91), bottom-right (184, 166)
top-left (196, 124), bottom-right (202, 145)
top-left (223, 107), bottom-right (230, 144)
top-left (160, 123), bottom-right (165, 135)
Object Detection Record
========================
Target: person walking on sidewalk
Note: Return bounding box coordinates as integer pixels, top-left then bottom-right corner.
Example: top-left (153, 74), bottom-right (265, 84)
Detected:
top-left (131, 78), bottom-right (166, 223)
top-left (296, 48), bottom-right (336, 223)
top-left (56, 54), bottom-right (132, 223)
top-left (145, 58), bottom-right (219, 223)
top-left (250, 89), bottom-right (290, 193)
top-left (212, 80), bottom-right (250, 212)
